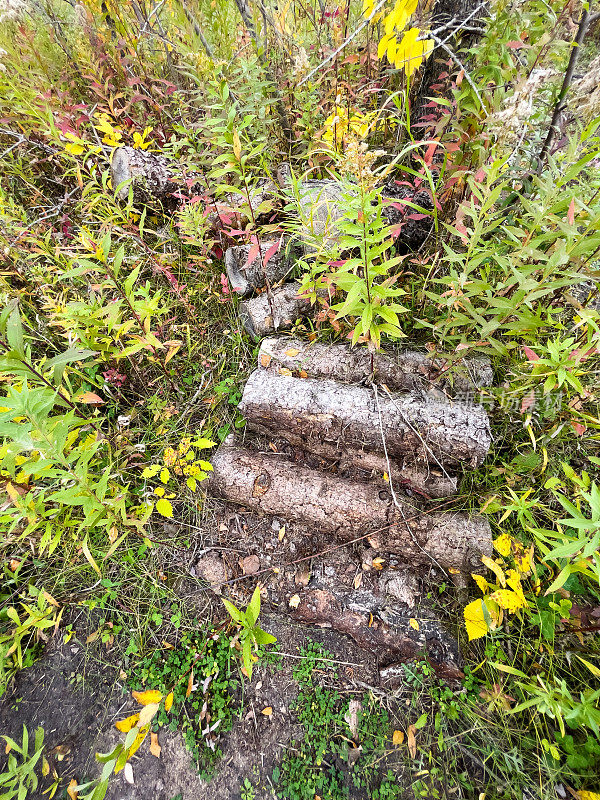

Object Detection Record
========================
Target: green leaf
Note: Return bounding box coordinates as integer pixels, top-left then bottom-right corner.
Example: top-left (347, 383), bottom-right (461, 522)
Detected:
top-left (253, 627), bottom-right (277, 646)
top-left (414, 713), bottom-right (428, 730)
top-left (222, 597), bottom-right (243, 624)
top-left (246, 584), bottom-right (261, 627)
top-left (5, 307), bottom-right (25, 358)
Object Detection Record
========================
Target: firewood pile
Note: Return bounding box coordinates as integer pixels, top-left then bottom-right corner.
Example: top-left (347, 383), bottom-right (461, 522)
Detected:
top-left (208, 303), bottom-right (495, 680)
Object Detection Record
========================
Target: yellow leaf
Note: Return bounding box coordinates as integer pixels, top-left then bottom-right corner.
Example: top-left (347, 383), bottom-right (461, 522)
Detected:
top-left (516, 546), bottom-right (534, 575)
top-left (490, 589), bottom-right (527, 613)
top-left (493, 533), bottom-right (513, 557)
top-left (289, 594), bottom-right (301, 609)
top-left (132, 689), bottom-right (162, 706)
top-left (138, 703), bottom-right (160, 726)
top-left (285, 348), bottom-right (300, 357)
top-left (186, 668), bottom-right (194, 698)
top-left (155, 498), bottom-right (173, 518)
top-left (506, 569), bottom-right (524, 595)
top-left (482, 555), bottom-right (506, 587)
top-left (42, 756), bottom-right (50, 777)
top-left (67, 779), bottom-right (79, 800)
top-left (165, 692), bottom-right (174, 712)
top-left (160, 468), bottom-right (170, 484)
top-left (407, 724), bottom-right (417, 758)
top-left (261, 707), bottom-right (273, 716)
top-left (577, 792), bottom-right (600, 800)
top-left (81, 536), bottom-right (101, 575)
top-left (232, 129), bottom-right (242, 161)
top-left (392, 730), bottom-right (405, 746)
top-left (150, 732), bottom-right (161, 758)
top-left (409, 618), bottom-right (419, 631)
top-left (471, 574), bottom-right (490, 594)
top-left (464, 599), bottom-right (489, 641)
top-left (115, 713), bottom-right (140, 732)
top-left (154, 486), bottom-right (165, 497)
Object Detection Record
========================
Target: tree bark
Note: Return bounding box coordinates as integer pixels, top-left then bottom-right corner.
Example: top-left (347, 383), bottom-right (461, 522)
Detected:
top-left (111, 146), bottom-right (182, 203)
top-left (258, 335), bottom-right (493, 395)
top-left (209, 443), bottom-right (492, 570)
top-left (239, 371), bottom-right (492, 468)
top-left (225, 239), bottom-right (300, 297)
top-left (239, 282), bottom-right (312, 337)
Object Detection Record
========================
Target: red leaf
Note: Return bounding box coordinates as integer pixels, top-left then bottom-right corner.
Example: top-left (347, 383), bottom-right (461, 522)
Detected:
top-left (572, 421), bottom-right (586, 436)
top-left (521, 391), bottom-right (536, 413)
top-left (523, 346), bottom-right (539, 362)
top-left (262, 238), bottom-right (282, 267)
top-left (246, 242), bottom-right (260, 268)
top-left (567, 198), bottom-right (575, 225)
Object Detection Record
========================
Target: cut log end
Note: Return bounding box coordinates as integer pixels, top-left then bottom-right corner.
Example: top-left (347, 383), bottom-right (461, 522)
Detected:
top-left (239, 283), bottom-right (311, 337)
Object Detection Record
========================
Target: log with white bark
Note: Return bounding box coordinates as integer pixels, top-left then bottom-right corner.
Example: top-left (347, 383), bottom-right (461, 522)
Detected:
top-left (258, 336), bottom-right (493, 395)
top-left (225, 238), bottom-right (300, 297)
top-left (238, 282), bottom-right (312, 338)
top-left (239, 371), bottom-right (492, 468)
top-left (209, 443), bottom-right (492, 570)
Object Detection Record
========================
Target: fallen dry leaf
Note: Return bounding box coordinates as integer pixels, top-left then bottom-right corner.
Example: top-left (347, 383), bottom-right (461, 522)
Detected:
top-left (124, 762), bottom-right (134, 785)
top-left (288, 594), bottom-right (301, 609)
top-left (261, 707), bottom-right (273, 716)
top-left (260, 353), bottom-right (272, 367)
top-left (278, 525), bottom-right (286, 541)
top-left (285, 348), bottom-right (300, 357)
top-left (407, 724), bottom-right (417, 758)
top-left (132, 689), bottom-right (162, 706)
top-left (278, 367), bottom-right (293, 376)
top-left (138, 702), bottom-right (160, 726)
top-left (392, 730), bottom-right (405, 746)
top-left (115, 713), bottom-right (140, 733)
top-left (150, 732), bottom-right (161, 758)
top-left (67, 778), bottom-right (79, 800)
top-left (242, 554), bottom-right (260, 575)
top-left (186, 668), bottom-right (194, 698)
top-left (409, 618), bottom-right (419, 631)
top-left (165, 692), bottom-right (174, 712)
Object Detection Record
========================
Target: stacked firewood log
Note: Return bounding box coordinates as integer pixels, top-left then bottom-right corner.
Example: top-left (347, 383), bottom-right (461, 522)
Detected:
top-left (208, 332), bottom-right (494, 679)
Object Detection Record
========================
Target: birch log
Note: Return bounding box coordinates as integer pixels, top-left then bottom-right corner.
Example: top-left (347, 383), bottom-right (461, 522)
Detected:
top-left (258, 336), bottom-right (493, 395)
top-left (239, 371), bottom-right (492, 468)
top-left (209, 444), bottom-right (492, 570)
top-left (239, 283), bottom-right (311, 337)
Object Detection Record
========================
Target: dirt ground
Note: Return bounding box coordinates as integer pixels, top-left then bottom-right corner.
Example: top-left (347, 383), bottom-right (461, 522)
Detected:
top-left (0, 496), bottom-right (459, 800)
top-left (0, 610), bottom-right (382, 800)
